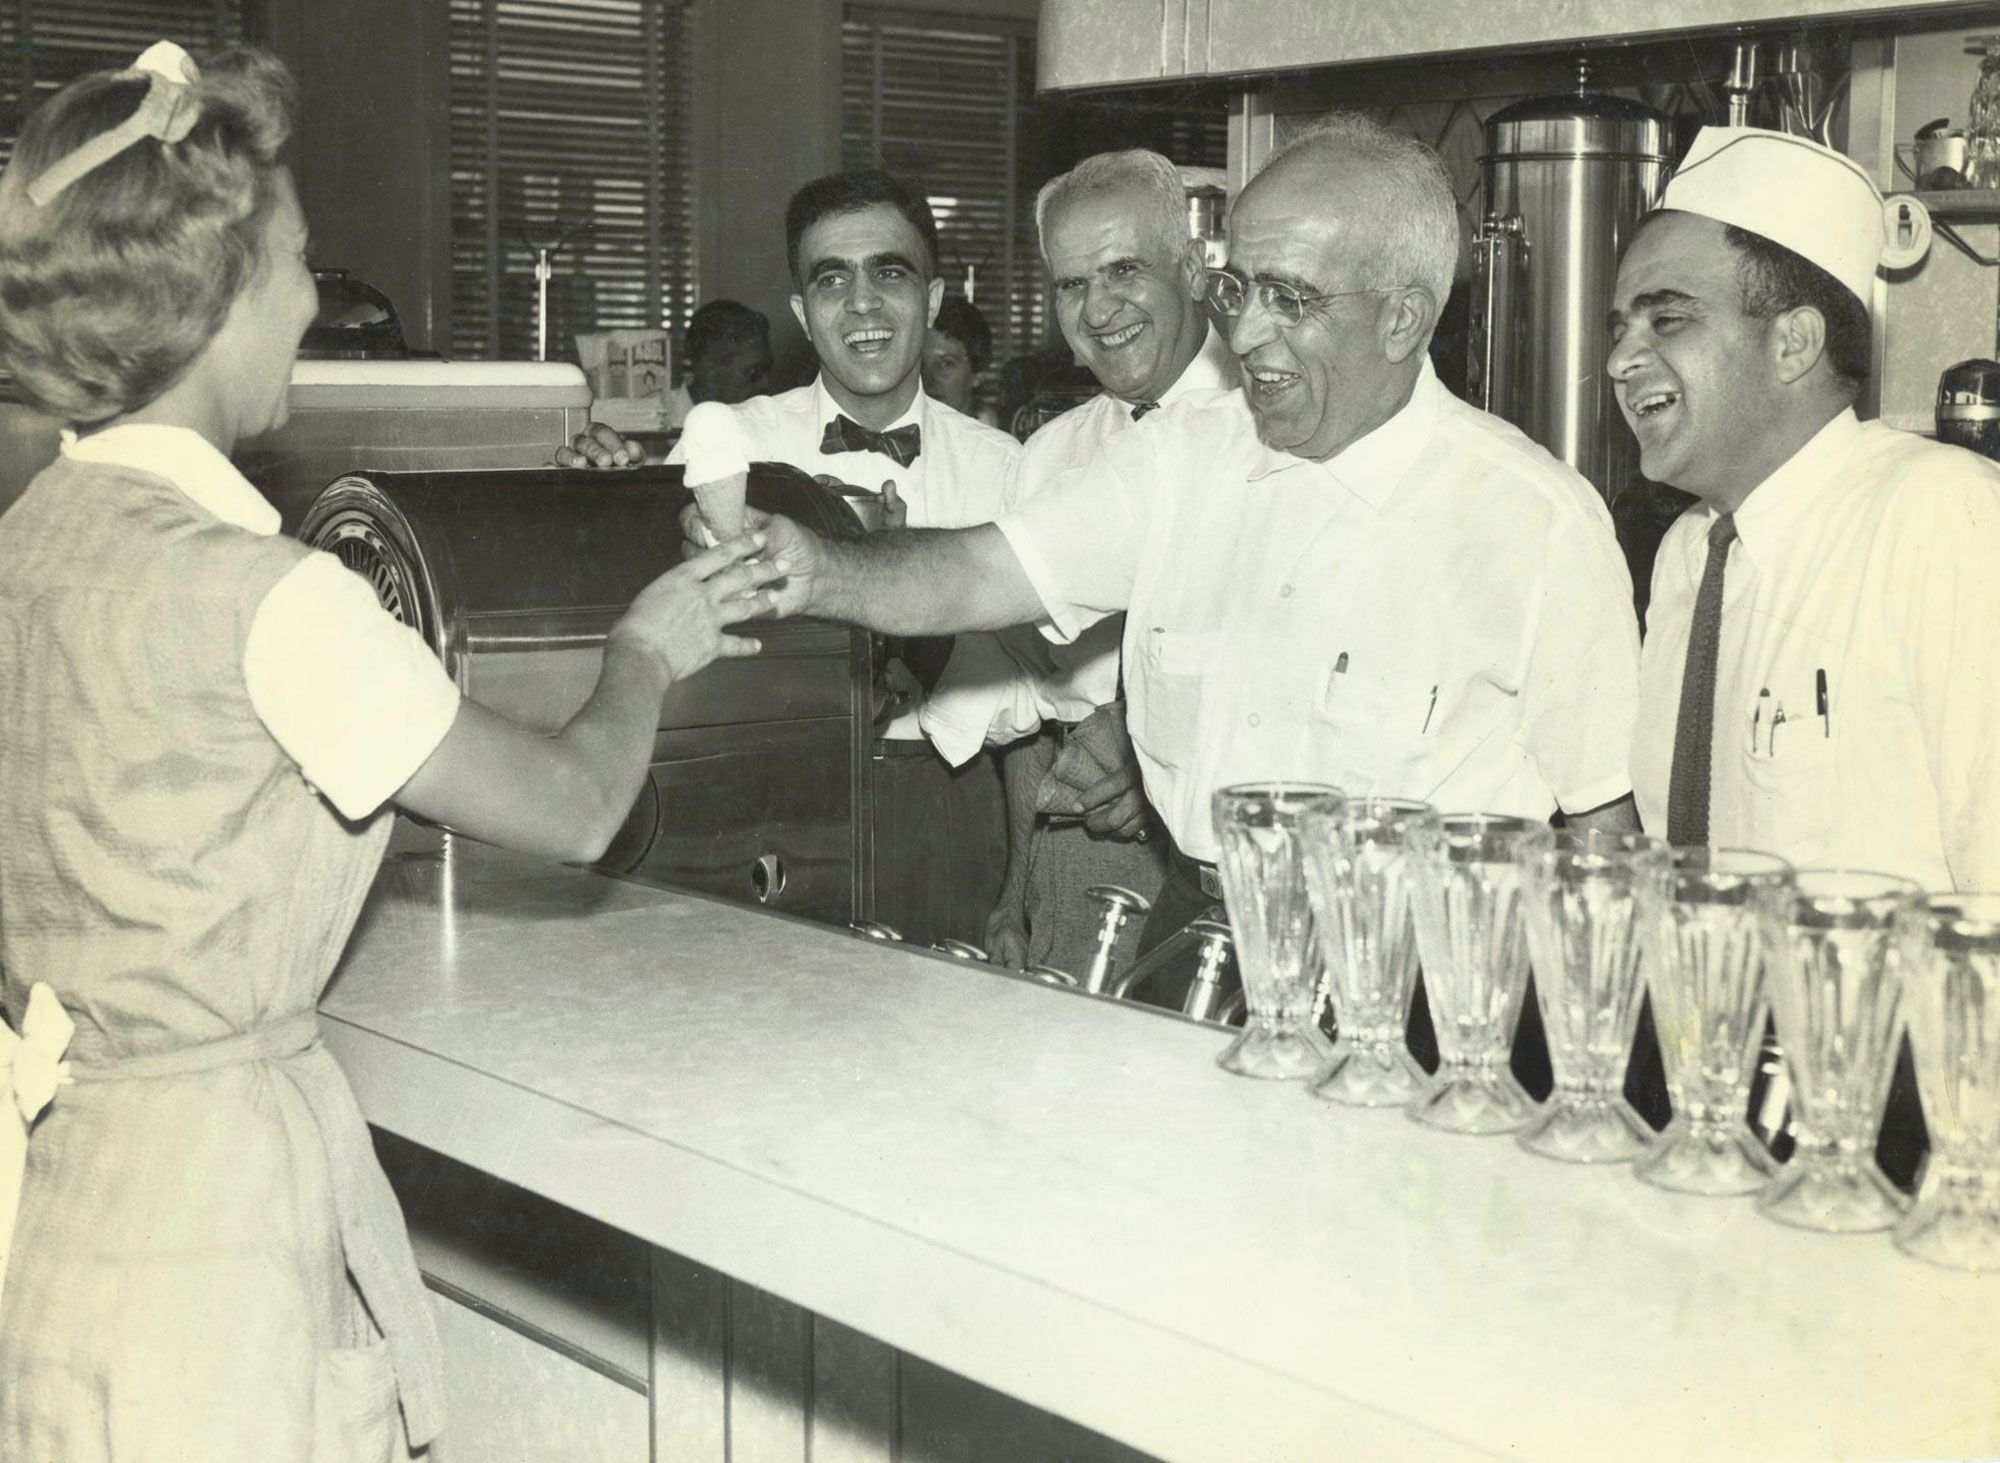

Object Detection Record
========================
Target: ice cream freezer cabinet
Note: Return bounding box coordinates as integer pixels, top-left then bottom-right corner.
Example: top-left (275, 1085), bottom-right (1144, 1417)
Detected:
top-left (297, 463), bottom-right (873, 924)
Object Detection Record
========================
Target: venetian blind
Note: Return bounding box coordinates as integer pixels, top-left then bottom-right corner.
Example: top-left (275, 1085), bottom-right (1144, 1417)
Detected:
top-left (447, 0), bottom-right (696, 362)
top-left (0, 1), bottom-right (245, 173)
top-left (840, 8), bottom-right (1042, 366)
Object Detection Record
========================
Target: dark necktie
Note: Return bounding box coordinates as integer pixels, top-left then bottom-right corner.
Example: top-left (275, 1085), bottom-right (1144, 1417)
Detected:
top-left (820, 414), bottom-right (921, 468)
top-left (1129, 400), bottom-right (1160, 421)
top-left (1666, 513), bottom-right (1738, 846)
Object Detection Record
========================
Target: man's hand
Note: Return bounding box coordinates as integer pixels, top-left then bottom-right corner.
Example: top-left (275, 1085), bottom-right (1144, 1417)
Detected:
top-left (612, 534), bottom-right (784, 683)
top-left (1037, 702), bottom-right (1151, 841)
top-left (879, 480), bottom-right (907, 530)
top-left (984, 900), bottom-right (1029, 969)
top-left (556, 422), bottom-right (647, 469)
top-left (1073, 762), bottom-right (1149, 840)
top-left (678, 502), bottom-right (822, 619)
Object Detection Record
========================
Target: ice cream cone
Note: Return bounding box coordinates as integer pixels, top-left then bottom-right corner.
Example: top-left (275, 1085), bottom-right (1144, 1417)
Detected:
top-left (692, 472), bottom-right (749, 541)
top-left (681, 400), bottom-right (754, 544)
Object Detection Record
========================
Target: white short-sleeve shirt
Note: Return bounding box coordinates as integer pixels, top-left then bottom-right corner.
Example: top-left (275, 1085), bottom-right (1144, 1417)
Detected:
top-left (1633, 410), bottom-right (2000, 891)
top-left (60, 425), bottom-right (461, 820)
top-left (995, 360), bottom-right (1639, 861)
top-left (920, 324), bottom-right (1236, 764)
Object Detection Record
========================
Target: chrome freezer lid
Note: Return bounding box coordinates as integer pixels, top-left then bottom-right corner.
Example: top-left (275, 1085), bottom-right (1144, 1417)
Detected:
top-left (1482, 93), bottom-right (1672, 162)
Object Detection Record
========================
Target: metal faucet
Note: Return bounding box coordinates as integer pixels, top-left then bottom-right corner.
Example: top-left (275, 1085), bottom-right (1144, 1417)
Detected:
top-left (1080, 884), bottom-right (1151, 994)
top-left (849, 920), bottom-right (904, 942)
top-left (1110, 915), bottom-right (1240, 1026)
top-left (1025, 964), bottom-right (1079, 988)
top-left (932, 939), bottom-right (989, 962)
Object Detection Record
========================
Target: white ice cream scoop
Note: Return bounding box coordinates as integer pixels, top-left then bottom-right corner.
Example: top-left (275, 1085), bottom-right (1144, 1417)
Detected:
top-left (682, 401), bottom-right (751, 540)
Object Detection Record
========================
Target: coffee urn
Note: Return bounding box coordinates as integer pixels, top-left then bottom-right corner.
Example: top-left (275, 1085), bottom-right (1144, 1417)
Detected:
top-left (1469, 90), bottom-right (1673, 500)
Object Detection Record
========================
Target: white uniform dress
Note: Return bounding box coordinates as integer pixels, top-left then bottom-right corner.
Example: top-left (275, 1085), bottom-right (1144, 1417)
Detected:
top-left (1631, 409), bottom-right (2000, 891)
top-left (995, 359), bottom-right (1639, 863)
top-left (0, 425), bottom-right (460, 1462)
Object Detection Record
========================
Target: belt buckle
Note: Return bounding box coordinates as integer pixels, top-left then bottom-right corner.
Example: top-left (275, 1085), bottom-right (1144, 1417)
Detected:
top-left (1197, 862), bottom-right (1223, 902)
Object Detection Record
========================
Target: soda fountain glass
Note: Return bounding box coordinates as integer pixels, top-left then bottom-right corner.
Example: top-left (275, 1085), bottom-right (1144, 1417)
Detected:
top-left (1406, 814), bottom-right (1544, 1134)
top-left (1895, 892), bottom-right (2000, 1269)
top-left (1517, 828), bottom-right (1674, 1164)
top-left (1211, 783), bottom-right (1344, 1079)
top-left (1301, 798), bottom-right (1439, 1107)
top-left (1635, 848), bottom-right (1794, 1196)
top-left (1759, 870), bottom-right (1921, 1233)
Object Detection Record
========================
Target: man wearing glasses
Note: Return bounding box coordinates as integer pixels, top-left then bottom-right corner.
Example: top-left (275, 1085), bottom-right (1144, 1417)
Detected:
top-left (707, 115), bottom-right (1641, 969)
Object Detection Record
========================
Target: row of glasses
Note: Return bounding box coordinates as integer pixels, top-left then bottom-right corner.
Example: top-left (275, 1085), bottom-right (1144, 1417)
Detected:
top-left (1211, 780), bottom-right (2000, 1270)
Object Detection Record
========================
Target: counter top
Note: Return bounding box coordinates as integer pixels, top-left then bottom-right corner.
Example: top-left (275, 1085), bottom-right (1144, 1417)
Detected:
top-left (321, 839), bottom-right (2000, 1463)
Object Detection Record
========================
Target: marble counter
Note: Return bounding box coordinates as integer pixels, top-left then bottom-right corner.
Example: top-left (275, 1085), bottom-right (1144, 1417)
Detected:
top-left (321, 839), bottom-right (2000, 1463)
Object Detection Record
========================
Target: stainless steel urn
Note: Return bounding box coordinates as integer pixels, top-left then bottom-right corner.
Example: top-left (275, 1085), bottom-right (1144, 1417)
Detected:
top-left (1469, 91), bottom-right (1673, 500)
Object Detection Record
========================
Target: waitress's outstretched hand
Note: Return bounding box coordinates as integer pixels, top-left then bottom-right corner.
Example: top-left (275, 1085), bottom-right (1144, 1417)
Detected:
top-left (679, 503), bottom-right (821, 621)
top-left (614, 535), bottom-right (786, 683)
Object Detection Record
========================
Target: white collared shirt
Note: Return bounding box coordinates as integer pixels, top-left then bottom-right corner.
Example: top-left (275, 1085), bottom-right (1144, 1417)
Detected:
top-left (921, 323), bottom-right (1236, 763)
top-left (667, 376), bottom-right (1018, 528)
top-left (1632, 410), bottom-right (2000, 890)
top-left (994, 359), bottom-right (1639, 861)
top-left (61, 425), bottom-right (460, 820)
top-left (670, 376), bottom-right (1019, 739)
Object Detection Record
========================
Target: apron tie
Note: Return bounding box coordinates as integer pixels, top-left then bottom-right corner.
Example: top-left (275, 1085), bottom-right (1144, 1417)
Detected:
top-left (0, 983), bottom-right (77, 1315)
top-left (0, 998), bottom-right (445, 1449)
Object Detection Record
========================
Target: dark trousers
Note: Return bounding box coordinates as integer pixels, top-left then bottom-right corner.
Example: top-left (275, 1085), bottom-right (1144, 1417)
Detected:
top-left (869, 739), bottom-right (1006, 949)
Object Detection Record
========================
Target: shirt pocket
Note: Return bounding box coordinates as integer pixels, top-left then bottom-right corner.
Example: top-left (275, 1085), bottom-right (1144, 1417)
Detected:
top-left (1309, 666), bottom-right (1442, 800)
top-left (312, 1337), bottom-right (400, 1463)
top-left (1736, 678), bottom-right (1839, 863)
top-left (1130, 626), bottom-right (1216, 770)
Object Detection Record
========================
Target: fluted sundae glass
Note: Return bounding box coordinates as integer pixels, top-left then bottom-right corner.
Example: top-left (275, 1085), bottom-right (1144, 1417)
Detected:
top-left (1636, 848), bottom-right (1793, 1196)
top-left (1517, 829), bottom-right (1673, 1164)
top-left (1301, 797), bottom-right (1438, 1107)
top-left (1211, 783), bottom-right (1343, 1079)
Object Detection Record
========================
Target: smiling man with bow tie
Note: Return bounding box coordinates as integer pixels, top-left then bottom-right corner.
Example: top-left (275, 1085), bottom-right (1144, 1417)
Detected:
top-left (567, 169), bottom-right (1020, 944)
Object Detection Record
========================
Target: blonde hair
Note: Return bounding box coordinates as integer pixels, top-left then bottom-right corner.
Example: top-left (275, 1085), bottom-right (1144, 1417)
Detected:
top-left (0, 48), bottom-right (297, 424)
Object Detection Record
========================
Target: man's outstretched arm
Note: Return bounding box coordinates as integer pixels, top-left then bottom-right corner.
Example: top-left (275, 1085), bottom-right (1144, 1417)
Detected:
top-left (689, 504), bottom-right (1046, 637)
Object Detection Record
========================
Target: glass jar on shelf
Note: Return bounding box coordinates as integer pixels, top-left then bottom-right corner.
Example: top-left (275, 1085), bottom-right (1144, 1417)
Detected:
top-left (1968, 34), bottom-right (2000, 189)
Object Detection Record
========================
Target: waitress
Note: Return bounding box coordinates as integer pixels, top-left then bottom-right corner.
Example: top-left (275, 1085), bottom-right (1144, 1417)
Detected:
top-left (0, 43), bottom-right (780, 1462)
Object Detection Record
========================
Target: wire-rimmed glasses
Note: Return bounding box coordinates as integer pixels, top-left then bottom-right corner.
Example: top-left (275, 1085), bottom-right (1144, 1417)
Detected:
top-left (1201, 268), bottom-right (1394, 328)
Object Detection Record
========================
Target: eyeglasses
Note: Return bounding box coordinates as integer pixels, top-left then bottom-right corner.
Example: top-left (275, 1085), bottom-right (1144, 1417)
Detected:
top-left (1202, 268), bottom-right (1394, 328)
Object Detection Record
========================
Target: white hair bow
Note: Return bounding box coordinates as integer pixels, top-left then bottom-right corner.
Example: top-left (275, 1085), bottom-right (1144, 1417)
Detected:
top-left (26, 40), bottom-right (203, 208)
top-left (0, 983), bottom-right (75, 1312)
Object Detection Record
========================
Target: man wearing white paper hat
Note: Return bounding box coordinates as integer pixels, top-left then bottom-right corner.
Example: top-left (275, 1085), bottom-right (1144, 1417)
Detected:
top-left (1611, 125), bottom-right (2000, 1185)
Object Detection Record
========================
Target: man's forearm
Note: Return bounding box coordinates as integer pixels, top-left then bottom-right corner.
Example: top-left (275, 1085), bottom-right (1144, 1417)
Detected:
top-left (811, 524), bottom-right (1045, 635)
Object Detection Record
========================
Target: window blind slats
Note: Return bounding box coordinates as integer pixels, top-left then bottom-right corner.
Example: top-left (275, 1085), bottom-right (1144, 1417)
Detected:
top-left (448, 0), bottom-right (694, 363)
top-left (0, 0), bottom-right (243, 173)
top-left (841, 17), bottom-right (1037, 368)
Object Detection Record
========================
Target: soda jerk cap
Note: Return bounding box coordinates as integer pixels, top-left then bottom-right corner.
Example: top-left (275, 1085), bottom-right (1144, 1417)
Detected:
top-left (1660, 126), bottom-right (1888, 309)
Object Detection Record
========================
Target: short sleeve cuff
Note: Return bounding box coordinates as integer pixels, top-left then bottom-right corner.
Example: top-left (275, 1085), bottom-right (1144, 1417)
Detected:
top-left (1555, 773), bottom-right (1634, 819)
top-left (994, 514), bottom-right (1090, 644)
top-left (244, 553), bottom-right (463, 820)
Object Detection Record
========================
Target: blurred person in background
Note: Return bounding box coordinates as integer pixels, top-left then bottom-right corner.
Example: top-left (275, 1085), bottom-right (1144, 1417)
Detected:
top-left (922, 295), bottom-right (997, 425)
top-left (664, 298), bottom-right (773, 430)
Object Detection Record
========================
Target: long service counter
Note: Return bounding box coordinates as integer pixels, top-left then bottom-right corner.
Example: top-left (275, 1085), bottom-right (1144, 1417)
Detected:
top-left (320, 838), bottom-right (2000, 1462)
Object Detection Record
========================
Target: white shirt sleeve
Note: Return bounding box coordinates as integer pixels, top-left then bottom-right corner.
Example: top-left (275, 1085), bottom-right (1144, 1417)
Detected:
top-left (242, 552), bottom-right (462, 820)
top-left (993, 430), bottom-right (1153, 643)
top-left (1519, 507), bottom-right (1641, 815)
